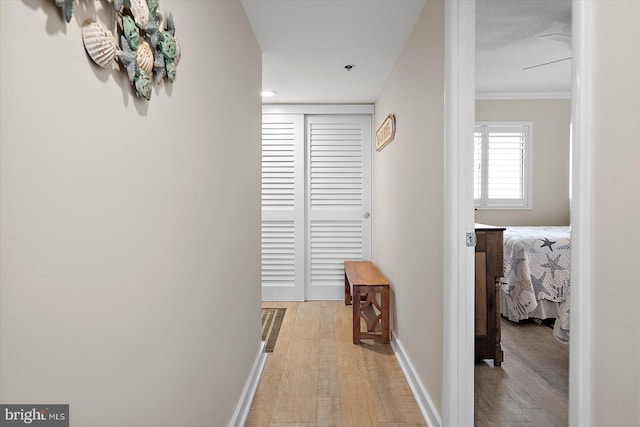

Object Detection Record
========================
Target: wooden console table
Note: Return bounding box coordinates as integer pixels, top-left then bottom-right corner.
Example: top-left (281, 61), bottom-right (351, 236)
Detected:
top-left (344, 261), bottom-right (390, 344)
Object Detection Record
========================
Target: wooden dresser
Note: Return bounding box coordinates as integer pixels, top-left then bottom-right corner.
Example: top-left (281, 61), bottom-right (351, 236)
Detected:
top-left (474, 224), bottom-right (505, 366)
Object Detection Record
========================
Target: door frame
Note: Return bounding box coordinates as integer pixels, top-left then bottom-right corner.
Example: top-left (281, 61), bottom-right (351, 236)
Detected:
top-left (442, 1), bottom-right (592, 426)
top-left (442, 2), bottom-right (476, 425)
top-left (567, 2), bottom-right (593, 425)
top-left (263, 105), bottom-right (374, 115)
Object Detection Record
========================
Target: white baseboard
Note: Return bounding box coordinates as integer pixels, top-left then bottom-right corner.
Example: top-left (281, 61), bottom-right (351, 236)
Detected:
top-left (228, 342), bottom-right (267, 427)
top-left (391, 334), bottom-right (442, 427)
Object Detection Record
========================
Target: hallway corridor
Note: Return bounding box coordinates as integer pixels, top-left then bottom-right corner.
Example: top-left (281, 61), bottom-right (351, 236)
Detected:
top-left (246, 301), bottom-right (427, 426)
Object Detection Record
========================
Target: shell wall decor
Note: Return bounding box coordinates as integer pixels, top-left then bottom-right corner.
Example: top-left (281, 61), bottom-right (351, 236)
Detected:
top-left (55, 0), bottom-right (180, 101)
top-left (81, 21), bottom-right (118, 68)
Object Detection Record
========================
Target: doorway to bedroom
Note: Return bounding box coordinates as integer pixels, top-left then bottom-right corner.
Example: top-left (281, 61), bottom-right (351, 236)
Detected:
top-left (473, 0), bottom-right (572, 425)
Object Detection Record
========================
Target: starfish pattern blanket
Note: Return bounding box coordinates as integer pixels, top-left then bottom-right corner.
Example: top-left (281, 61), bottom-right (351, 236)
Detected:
top-left (501, 226), bottom-right (571, 343)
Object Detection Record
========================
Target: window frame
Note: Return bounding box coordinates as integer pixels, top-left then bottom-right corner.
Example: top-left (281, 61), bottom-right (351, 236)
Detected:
top-left (474, 121), bottom-right (533, 210)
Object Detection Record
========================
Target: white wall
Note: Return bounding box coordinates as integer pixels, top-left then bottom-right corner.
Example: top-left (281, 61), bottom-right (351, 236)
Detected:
top-left (0, 1), bottom-right (262, 426)
top-left (590, 1), bottom-right (640, 425)
top-left (373, 0), bottom-right (444, 415)
top-left (475, 99), bottom-right (571, 226)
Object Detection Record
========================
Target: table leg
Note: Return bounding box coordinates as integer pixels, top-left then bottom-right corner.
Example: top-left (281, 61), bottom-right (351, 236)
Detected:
top-left (381, 286), bottom-right (390, 343)
top-left (353, 286), bottom-right (361, 344)
top-left (345, 273), bottom-right (351, 305)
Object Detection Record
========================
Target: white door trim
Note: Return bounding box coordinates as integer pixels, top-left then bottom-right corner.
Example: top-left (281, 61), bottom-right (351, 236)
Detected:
top-left (568, 1), bottom-right (592, 425)
top-left (263, 104), bottom-right (374, 115)
top-left (442, 1), bottom-right (593, 426)
top-left (442, 1), bottom-right (476, 426)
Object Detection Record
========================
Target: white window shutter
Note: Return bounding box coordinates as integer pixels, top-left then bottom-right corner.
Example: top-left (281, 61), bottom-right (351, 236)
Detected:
top-left (474, 127), bottom-right (483, 201)
top-left (486, 125), bottom-right (527, 200)
top-left (474, 122), bottom-right (532, 209)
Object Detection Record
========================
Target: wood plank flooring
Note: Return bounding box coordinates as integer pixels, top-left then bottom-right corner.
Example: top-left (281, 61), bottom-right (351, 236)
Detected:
top-left (246, 301), bottom-right (427, 427)
top-left (475, 319), bottom-right (569, 427)
top-left (247, 303), bottom-right (568, 426)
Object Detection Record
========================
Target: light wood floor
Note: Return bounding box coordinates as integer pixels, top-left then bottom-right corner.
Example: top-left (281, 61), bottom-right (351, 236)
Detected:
top-left (246, 301), bottom-right (427, 427)
top-left (475, 319), bottom-right (569, 426)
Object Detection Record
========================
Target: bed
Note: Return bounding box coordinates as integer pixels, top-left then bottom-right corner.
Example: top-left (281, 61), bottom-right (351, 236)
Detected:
top-left (500, 226), bottom-right (571, 343)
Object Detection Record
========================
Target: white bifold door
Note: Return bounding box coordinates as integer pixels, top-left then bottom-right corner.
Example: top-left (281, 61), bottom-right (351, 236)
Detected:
top-left (261, 115), bottom-right (305, 301)
top-left (305, 115), bottom-right (372, 299)
top-left (261, 113), bottom-right (372, 301)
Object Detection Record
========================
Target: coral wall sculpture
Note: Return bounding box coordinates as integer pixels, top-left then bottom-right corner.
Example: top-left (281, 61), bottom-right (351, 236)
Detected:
top-left (54, 0), bottom-right (180, 101)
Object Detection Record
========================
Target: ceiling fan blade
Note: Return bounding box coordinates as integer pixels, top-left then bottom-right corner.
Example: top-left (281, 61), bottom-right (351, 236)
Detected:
top-left (539, 33), bottom-right (572, 42)
top-left (523, 57), bottom-right (572, 71)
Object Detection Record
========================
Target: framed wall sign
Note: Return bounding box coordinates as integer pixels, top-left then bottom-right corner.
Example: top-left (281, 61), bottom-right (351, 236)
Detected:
top-left (376, 114), bottom-right (396, 151)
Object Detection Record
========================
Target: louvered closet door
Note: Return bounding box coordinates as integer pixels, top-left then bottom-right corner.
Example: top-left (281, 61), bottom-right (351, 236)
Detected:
top-left (261, 115), bottom-right (305, 301)
top-left (306, 115), bottom-right (372, 300)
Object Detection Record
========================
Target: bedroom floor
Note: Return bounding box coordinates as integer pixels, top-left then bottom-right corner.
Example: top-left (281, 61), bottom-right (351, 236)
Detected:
top-left (475, 318), bottom-right (569, 426)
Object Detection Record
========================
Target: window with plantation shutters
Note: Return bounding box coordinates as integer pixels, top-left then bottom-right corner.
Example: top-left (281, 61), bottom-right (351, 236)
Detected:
top-left (474, 122), bottom-right (533, 209)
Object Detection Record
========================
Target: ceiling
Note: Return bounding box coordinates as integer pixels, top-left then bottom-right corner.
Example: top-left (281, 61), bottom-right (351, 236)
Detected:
top-left (241, 0), bottom-right (426, 104)
top-left (476, 0), bottom-right (572, 97)
top-left (241, 0), bottom-right (572, 104)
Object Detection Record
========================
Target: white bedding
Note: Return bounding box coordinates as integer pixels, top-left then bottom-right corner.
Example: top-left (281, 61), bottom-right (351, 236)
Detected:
top-left (501, 226), bottom-right (571, 343)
